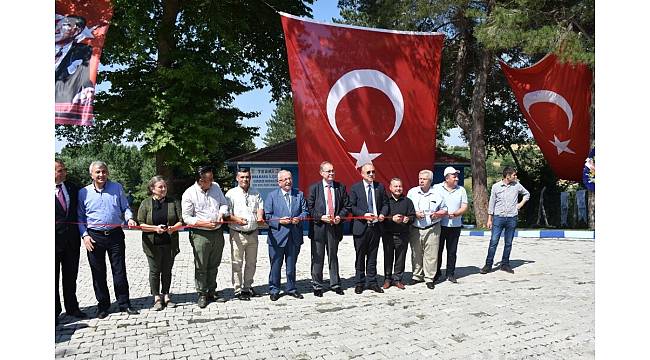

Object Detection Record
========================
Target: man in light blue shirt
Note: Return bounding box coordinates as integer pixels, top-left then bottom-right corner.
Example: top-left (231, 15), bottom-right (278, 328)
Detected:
top-left (433, 167), bottom-right (468, 283)
top-left (78, 161), bottom-right (138, 319)
top-left (481, 166), bottom-right (530, 275)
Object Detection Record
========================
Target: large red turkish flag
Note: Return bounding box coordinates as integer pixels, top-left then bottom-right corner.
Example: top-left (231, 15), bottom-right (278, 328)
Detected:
top-left (280, 13), bottom-right (444, 191)
top-left (500, 54), bottom-right (592, 181)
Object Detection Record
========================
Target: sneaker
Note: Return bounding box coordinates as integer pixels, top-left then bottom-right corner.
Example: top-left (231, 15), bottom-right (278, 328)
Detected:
top-left (480, 264), bottom-right (491, 274)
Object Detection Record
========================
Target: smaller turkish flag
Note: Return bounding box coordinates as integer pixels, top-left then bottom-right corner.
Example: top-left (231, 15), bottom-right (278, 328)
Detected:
top-left (500, 54), bottom-right (592, 181)
top-left (281, 13), bottom-right (444, 191)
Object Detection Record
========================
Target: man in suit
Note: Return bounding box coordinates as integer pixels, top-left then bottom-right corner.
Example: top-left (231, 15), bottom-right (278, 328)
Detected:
top-left (55, 159), bottom-right (87, 324)
top-left (307, 161), bottom-right (351, 297)
top-left (264, 170), bottom-right (309, 301)
top-left (349, 163), bottom-right (389, 294)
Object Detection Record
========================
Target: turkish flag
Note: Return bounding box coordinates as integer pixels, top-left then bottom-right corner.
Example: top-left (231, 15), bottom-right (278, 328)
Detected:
top-left (55, 0), bottom-right (113, 126)
top-left (500, 54), bottom-right (592, 181)
top-left (280, 13), bottom-right (444, 192)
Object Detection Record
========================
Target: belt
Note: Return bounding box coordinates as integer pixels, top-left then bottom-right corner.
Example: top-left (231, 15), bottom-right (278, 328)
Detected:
top-left (88, 227), bottom-right (122, 236)
top-left (232, 228), bottom-right (257, 235)
top-left (415, 222), bottom-right (439, 231)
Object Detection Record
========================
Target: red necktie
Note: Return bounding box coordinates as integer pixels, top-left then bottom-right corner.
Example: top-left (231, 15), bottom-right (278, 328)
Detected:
top-left (56, 184), bottom-right (67, 212)
top-left (326, 184), bottom-right (334, 217)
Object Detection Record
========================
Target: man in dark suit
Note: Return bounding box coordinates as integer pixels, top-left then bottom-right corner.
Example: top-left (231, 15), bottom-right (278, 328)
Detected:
top-left (264, 170), bottom-right (309, 301)
top-left (55, 159), bottom-right (87, 323)
top-left (349, 163), bottom-right (389, 294)
top-left (307, 161), bottom-right (351, 297)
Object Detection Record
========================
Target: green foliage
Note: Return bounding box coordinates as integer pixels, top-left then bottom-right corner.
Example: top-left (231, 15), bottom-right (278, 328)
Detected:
top-left (57, 143), bottom-right (155, 204)
top-left (55, 0), bottom-right (313, 175)
top-left (263, 96), bottom-right (296, 147)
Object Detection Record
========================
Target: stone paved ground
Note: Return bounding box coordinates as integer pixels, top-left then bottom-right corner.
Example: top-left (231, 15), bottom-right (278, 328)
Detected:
top-left (55, 231), bottom-right (595, 360)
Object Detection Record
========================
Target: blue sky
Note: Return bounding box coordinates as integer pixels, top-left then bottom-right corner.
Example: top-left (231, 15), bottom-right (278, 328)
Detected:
top-left (55, 0), bottom-right (464, 152)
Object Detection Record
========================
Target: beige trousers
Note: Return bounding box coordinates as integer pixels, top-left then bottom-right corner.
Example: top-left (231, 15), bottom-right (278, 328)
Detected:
top-left (230, 229), bottom-right (259, 294)
top-left (409, 222), bottom-right (441, 282)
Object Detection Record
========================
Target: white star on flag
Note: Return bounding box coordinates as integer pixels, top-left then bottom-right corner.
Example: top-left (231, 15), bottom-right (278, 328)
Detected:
top-left (349, 142), bottom-right (381, 168)
top-left (549, 135), bottom-right (576, 155)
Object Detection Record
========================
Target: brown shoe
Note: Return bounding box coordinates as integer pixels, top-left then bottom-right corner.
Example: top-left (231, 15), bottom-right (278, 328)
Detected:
top-left (395, 281), bottom-right (405, 290)
top-left (382, 280), bottom-right (391, 289)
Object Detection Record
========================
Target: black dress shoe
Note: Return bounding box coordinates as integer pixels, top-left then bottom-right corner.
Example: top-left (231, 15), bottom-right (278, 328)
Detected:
top-left (197, 295), bottom-right (208, 308)
top-left (270, 293), bottom-right (280, 301)
top-left (480, 264), bottom-right (492, 274)
top-left (354, 285), bottom-right (364, 294)
top-left (313, 289), bottom-right (323, 297)
top-left (66, 309), bottom-right (88, 318)
top-left (369, 284), bottom-right (384, 293)
top-left (236, 292), bottom-right (251, 301)
top-left (447, 275), bottom-right (458, 283)
top-left (426, 282), bottom-right (435, 290)
top-left (334, 288), bottom-right (344, 295)
top-left (288, 291), bottom-right (304, 299)
top-left (120, 307), bottom-right (139, 315)
top-left (96, 309), bottom-right (109, 319)
top-left (409, 278), bottom-right (424, 285)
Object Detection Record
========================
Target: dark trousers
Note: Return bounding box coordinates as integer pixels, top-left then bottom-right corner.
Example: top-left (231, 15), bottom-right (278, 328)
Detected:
top-left (353, 226), bottom-right (381, 286)
top-left (435, 226), bottom-right (462, 279)
top-left (86, 229), bottom-right (130, 310)
top-left (189, 229), bottom-right (225, 295)
top-left (311, 228), bottom-right (341, 290)
top-left (145, 244), bottom-right (175, 295)
top-left (55, 235), bottom-right (80, 316)
top-left (268, 236), bottom-right (301, 294)
top-left (383, 232), bottom-right (409, 282)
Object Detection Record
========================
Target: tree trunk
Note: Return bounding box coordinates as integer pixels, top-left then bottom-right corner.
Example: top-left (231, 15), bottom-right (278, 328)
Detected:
top-left (154, 0), bottom-right (181, 192)
top-left (467, 48), bottom-right (492, 228)
top-left (588, 69), bottom-right (595, 229)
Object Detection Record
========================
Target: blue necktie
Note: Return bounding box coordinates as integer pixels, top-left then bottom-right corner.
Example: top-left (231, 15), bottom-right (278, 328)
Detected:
top-left (284, 192), bottom-right (291, 211)
top-left (367, 184), bottom-right (374, 213)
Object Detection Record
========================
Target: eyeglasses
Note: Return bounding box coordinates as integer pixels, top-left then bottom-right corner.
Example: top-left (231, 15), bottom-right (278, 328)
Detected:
top-left (366, 170), bottom-right (376, 175)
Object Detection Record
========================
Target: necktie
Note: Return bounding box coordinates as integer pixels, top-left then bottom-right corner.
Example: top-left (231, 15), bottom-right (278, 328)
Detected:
top-left (367, 184), bottom-right (374, 214)
top-left (56, 184), bottom-right (67, 212)
top-left (284, 192), bottom-right (291, 211)
top-left (326, 184), bottom-right (334, 217)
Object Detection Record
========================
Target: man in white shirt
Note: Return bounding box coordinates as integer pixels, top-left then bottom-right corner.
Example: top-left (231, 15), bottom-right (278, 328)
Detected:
top-left (182, 166), bottom-right (230, 308)
top-left (225, 168), bottom-right (264, 301)
top-left (406, 169), bottom-right (447, 290)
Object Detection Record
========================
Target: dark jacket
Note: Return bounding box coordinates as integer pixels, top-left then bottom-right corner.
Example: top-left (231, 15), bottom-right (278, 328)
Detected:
top-left (55, 181), bottom-right (80, 252)
top-left (349, 181), bottom-right (389, 236)
top-left (307, 180), bottom-right (351, 241)
top-left (137, 197), bottom-right (183, 258)
top-left (384, 195), bottom-right (416, 234)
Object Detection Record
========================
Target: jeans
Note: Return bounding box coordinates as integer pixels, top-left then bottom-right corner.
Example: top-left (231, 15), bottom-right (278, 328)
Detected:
top-left (485, 216), bottom-right (517, 266)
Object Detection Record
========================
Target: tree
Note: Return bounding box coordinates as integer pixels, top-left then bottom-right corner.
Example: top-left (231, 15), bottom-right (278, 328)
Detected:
top-left (57, 143), bottom-right (155, 204)
top-left (338, 0), bottom-right (594, 227)
top-left (263, 95), bottom-right (296, 146)
top-left (56, 0), bottom-right (313, 189)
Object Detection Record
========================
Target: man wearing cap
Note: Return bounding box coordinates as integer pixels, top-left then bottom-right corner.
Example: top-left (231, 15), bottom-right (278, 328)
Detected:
top-left (182, 166), bottom-right (230, 308)
top-left (406, 169), bottom-right (447, 290)
top-left (433, 167), bottom-right (469, 283)
top-left (481, 166), bottom-right (530, 274)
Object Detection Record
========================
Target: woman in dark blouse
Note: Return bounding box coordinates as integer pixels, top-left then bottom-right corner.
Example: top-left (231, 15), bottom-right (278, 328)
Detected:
top-left (137, 176), bottom-right (183, 310)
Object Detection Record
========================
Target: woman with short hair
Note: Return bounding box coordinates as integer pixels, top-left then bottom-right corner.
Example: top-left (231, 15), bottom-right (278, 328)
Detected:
top-left (137, 176), bottom-right (183, 310)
